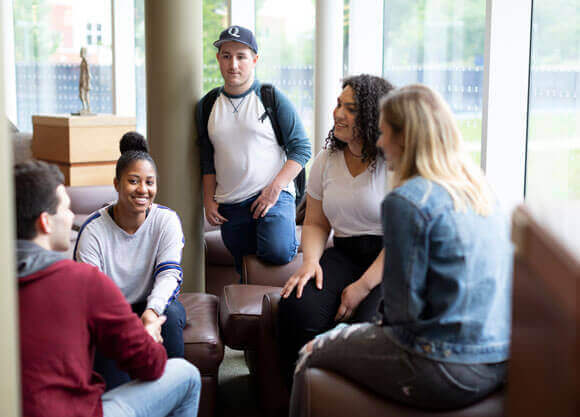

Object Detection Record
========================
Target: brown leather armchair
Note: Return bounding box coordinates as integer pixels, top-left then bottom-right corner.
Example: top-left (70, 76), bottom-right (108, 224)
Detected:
top-left (204, 228), bottom-right (239, 296)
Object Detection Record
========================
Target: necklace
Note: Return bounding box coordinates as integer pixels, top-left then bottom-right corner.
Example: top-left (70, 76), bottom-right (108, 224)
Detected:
top-left (347, 147), bottom-right (363, 159)
top-left (227, 95), bottom-right (247, 116)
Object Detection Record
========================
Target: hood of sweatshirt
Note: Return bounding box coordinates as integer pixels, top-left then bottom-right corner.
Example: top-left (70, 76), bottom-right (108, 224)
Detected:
top-left (16, 240), bottom-right (66, 279)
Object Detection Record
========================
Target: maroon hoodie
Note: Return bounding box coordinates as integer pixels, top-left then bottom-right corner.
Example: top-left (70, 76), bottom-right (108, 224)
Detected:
top-left (18, 253), bottom-right (167, 417)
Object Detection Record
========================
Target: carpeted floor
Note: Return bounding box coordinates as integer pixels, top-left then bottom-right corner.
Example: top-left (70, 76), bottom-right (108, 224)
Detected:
top-left (216, 347), bottom-right (260, 417)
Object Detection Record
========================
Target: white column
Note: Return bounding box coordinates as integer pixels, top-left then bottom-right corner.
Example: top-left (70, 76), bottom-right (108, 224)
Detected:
top-left (111, 0), bottom-right (137, 116)
top-left (229, 0), bottom-right (255, 30)
top-left (347, 0), bottom-right (383, 76)
top-left (2, 0), bottom-right (16, 124)
top-left (314, 0), bottom-right (343, 155)
top-left (0, 4), bottom-right (21, 416)
top-left (481, 0), bottom-right (532, 209)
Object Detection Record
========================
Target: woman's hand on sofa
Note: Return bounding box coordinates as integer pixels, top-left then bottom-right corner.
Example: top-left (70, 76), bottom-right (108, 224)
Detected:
top-left (280, 260), bottom-right (323, 299)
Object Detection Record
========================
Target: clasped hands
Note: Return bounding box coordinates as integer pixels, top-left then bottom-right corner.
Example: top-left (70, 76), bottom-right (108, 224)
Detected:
top-left (141, 308), bottom-right (166, 344)
top-left (280, 261), bottom-right (370, 322)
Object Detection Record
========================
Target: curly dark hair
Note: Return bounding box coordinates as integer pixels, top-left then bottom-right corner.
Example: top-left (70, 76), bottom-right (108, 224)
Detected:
top-left (325, 74), bottom-right (394, 169)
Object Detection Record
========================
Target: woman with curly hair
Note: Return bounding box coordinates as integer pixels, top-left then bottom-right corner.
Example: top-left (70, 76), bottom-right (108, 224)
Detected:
top-left (278, 74), bottom-right (394, 379)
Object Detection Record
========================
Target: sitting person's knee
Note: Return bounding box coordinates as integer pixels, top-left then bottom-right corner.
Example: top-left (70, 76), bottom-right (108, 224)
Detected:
top-left (164, 300), bottom-right (186, 326)
top-left (166, 358), bottom-right (201, 390)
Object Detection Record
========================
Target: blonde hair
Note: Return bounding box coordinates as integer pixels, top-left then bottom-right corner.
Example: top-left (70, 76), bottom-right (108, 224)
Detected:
top-left (380, 84), bottom-right (493, 216)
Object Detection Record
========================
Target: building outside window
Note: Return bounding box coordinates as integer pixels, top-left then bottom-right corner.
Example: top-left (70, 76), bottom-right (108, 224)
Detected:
top-left (11, 0), bottom-right (113, 132)
top-left (255, 0), bottom-right (315, 139)
top-left (6, 0), bottom-right (579, 203)
top-left (525, 0), bottom-right (579, 201)
top-left (380, 0), bottom-right (486, 164)
top-left (134, 0), bottom-right (228, 133)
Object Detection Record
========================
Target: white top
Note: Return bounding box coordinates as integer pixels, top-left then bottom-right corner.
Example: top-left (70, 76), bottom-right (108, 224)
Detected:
top-left (208, 90), bottom-right (293, 204)
top-left (73, 203), bottom-right (184, 315)
top-left (307, 148), bottom-right (390, 237)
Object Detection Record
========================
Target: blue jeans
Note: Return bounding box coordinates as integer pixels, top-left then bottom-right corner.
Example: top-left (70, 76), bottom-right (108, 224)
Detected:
top-left (95, 299), bottom-right (186, 390)
top-left (102, 358), bottom-right (200, 417)
top-left (219, 190), bottom-right (298, 274)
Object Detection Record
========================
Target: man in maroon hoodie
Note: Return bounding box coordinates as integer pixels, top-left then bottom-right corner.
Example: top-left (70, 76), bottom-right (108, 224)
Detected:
top-left (15, 160), bottom-right (200, 417)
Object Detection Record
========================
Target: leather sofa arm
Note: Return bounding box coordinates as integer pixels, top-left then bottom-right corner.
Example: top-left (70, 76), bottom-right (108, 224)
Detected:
top-left (242, 253), bottom-right (303, 287)
top-left (257, 291), bottom-right (290, 417)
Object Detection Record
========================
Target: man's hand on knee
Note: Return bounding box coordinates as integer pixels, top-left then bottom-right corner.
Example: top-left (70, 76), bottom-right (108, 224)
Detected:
top-left (251, 182), bottom-right (282, 219)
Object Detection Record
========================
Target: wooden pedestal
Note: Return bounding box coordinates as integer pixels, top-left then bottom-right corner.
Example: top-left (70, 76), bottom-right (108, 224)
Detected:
top-left (31, 114), bottom-right (136, 186)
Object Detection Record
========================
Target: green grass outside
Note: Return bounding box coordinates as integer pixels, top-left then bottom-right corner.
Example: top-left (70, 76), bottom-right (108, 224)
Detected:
top-left (456, 110), bottom-right (579, 200)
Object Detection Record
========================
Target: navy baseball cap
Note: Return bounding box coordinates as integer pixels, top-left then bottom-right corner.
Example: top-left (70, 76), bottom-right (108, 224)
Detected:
top-left (213, 25), bottom-right (258, 54)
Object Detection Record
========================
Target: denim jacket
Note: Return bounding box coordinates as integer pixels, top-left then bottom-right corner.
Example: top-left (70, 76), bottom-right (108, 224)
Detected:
top-left (381, 177), bottom-right (512, 364)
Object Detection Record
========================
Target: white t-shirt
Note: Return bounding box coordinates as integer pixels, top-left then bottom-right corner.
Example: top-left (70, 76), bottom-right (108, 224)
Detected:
top-left (208, 90), bottom-right (293, 204)
top-left (73, 203), bottom-right (184, 315)
top-left (307, 148), bottom-right (390, 237)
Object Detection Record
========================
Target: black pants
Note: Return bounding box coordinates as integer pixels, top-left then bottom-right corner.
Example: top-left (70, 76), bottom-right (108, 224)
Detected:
top-left (277, 235), bottom-right (383, 381)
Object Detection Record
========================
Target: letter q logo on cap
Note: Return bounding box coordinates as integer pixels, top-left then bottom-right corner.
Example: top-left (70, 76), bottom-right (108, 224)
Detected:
top-left (228, 26), bottom-right (241, 38)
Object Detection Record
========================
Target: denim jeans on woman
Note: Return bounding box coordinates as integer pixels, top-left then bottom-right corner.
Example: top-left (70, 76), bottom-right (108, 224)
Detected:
top-left (102, 358), bottom-right (200, 417)
top-left (218, 190), bottom-right (298, 274)
top-left (289, 323), bottom-right (506, 417)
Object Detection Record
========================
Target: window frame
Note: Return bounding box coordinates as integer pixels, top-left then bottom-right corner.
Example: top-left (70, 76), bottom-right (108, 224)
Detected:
top-left (1, 0), bottom-right (541, 206)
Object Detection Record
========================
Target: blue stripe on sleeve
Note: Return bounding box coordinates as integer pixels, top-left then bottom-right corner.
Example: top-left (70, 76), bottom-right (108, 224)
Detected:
top-left (72, 212), bottom-right (102, 262)
top-left (164, 283), bottom-right (182, 311)
top-left (153, 264), bottom-right (183, 281)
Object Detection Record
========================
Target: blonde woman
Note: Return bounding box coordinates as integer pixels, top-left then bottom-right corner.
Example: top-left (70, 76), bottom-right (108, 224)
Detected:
top-left (290, 84), bottom-right (512, 415)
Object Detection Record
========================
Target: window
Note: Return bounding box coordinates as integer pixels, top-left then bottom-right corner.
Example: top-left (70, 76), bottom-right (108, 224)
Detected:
top-left (133, 0), bottom-right (228, 133)
top-left (203, 0), bottom-right (228, 93)
top-left (135, 0), bottom-right (146, 133)
top-left (255, 0), bottom-right (316, 139)
top-left (12, 0), bottom-right (112, 132)
top-left (381, 0), bottom-right (486, 164)
top-left (525, 0), bottom-right (580, 201)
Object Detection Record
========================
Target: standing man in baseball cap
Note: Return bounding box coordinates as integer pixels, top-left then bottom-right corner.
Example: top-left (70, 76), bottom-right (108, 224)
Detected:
top-left (197, 25), bottom-right (311, 274)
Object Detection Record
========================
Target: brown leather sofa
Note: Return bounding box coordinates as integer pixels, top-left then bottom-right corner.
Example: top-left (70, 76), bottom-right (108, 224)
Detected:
top-left (179, 293), bottom-right (224, 417)
top-left (259, 288), bottom-right (505, 417)
top-left (66, 185), bottom-right (118, 230)
top-left (204, 227), bottom-right (239, 296)
top-left (217, 255), bottom-right (505, 417)
top-left (67, 185), bottom-right (224, 417)
top-left (507, 204), bottom-right (578, 417)
top-left (203, 222), bottom-right (303, 296)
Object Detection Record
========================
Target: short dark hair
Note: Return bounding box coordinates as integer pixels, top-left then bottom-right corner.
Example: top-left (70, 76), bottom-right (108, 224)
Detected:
top-left (14, 160), bottom-right (64, 239)
top-left (115, 131), bottom-right (157, 180)
top-left (326, 74), bottom-right (395, 170)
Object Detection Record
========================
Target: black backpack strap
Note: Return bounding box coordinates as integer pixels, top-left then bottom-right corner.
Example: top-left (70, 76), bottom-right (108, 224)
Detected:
top-left (260, 84), bottom-right (284, 148)
top-left (202, 86), bottom-right (222, 132)
top-left (260, 83), bottom-right (306, 207)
